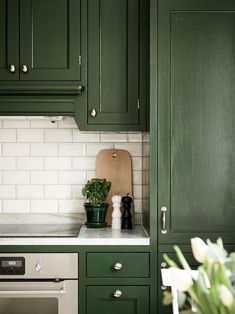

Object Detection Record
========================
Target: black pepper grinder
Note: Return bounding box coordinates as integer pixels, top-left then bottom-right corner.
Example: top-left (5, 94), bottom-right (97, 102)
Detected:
top-left (121, 194), bottom-right (133, 229)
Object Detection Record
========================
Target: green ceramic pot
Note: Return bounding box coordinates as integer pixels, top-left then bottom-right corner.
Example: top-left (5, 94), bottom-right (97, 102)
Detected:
top-left (84, 203), bottom-right (108, 228)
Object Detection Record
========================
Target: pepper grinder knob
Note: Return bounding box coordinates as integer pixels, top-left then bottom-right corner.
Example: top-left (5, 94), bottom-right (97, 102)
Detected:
top-left (121, 194), bottom-right (133, 229)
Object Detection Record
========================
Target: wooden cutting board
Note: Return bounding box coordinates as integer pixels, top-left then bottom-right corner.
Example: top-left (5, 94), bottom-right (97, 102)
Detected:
top-left (96, 149), bottom-right (133, 226)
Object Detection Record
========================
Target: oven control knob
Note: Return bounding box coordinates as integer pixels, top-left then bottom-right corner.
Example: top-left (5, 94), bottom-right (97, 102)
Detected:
top-left (35, 263), bottom-right (41, 272)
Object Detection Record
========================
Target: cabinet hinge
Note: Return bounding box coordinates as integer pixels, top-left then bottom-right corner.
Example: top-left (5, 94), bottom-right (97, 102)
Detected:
top-left (78, 56), bottom-right (82, 66)
top-left (137, 99), bottom-right (140, 109)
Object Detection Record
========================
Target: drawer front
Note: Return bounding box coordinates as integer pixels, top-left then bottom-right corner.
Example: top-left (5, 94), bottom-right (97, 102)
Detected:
top-left (86, 253), bottom-right (149, 278)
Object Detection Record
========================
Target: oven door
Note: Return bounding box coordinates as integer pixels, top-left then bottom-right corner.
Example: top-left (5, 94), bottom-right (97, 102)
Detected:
top-left (0, 280), bottom-right (78, 314)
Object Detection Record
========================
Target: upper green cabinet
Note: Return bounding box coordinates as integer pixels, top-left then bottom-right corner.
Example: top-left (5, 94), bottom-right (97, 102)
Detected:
top-left (157, 0), bottom-right (235, 245)
top-left (0, 0), bottom-right (81, 81)
top-left (77, 0), bottom-right (147, 131)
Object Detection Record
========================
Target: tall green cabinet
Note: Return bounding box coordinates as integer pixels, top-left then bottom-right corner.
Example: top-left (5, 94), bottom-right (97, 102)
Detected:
top-left (150, 0), bottom-right (235, 312)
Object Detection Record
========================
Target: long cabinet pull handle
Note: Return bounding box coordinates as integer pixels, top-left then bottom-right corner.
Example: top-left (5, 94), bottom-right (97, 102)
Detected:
top-left (0, 288), bottom-right (66, 295)
top-left (161, 207), bottom-right (167, 234)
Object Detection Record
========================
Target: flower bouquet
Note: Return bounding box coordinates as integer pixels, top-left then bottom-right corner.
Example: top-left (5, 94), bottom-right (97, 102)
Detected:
top-left (163, 238), bottom-right (235, 313)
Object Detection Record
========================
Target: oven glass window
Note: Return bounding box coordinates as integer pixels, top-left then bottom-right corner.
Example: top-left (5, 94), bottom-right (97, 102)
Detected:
top-left (0, 298), bottom-right (58, 314)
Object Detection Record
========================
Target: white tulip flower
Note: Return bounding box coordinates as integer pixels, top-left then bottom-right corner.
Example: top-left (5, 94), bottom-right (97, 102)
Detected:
top-left (219, 284), bottom-right (233, 307)
top-left (191, 237), bottom-right (208, 263)
top-left (167, 267), bottom-right (193, 292)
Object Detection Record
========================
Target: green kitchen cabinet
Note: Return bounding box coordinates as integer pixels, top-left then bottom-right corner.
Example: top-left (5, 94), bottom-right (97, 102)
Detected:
top-left (156, 0), bottom-right (235, 245)
top-left (87, 286), bottom-right (149, 314)
top-left (0, 0), bottom-right (82, 82)
top-left (77, 0), bottom-right (148, 131)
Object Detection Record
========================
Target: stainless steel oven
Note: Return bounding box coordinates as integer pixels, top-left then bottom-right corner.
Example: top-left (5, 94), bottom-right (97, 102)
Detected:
top-left (0, 253), bottom-right (78, 314)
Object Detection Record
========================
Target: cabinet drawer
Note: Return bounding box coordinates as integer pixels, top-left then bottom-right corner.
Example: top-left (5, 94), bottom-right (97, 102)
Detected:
top-left (86, 253), bottom-right (149, 278)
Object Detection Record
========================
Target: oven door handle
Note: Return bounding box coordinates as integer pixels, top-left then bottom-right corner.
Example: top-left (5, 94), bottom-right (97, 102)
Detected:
top-left (0, 288), bottom-right (66, 295)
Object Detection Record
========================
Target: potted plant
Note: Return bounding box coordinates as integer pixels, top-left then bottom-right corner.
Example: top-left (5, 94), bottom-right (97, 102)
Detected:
top-left (82, 178), bottom-right (111, 228)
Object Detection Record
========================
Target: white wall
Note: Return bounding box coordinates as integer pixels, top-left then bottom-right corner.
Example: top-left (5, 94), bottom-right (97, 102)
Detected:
top-left (0, 117), bottom-right (145, 216)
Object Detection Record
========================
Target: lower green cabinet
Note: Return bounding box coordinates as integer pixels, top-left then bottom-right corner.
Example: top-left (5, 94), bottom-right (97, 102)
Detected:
top-left (87, 286), bottom-right (149, 314)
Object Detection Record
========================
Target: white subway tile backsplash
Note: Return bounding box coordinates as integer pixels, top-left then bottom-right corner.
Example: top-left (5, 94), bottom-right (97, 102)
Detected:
top-left (86, 171), bottom-right (96, 181)
top-left (59, 199), bottom-right (84, 213)
top-left (143, 142), bottom-right (149, 157)
top-left (72, 185), bottom-right (84, 199)
top-left (128, 133), bottom-right (142, 142)
top-left (132, 157), bottom-right (142, 171)
top-left (59, 171), bottom-right (85, 184)
top-left (17, 157), bottom-right (43, 170)
top-left (31, 143), bottom-right (58, 156)
top-left (0, 157), bottom-right (16, 170)
top-left (45, 129), bottom-right (72, 142)
top-left (3, 120), bottom-right (30, 129)
top-left (100, 133), bottom-right (128, 142)
top-left (45, 185), bottom-right (71, 199)
top-left (0, 185), bottom-right (15, 199)
top-left (133, 171), bottom-right (142, 185)
top-left (3, 143), bottom-right (30, 156)
top-left (30, 119), bottom-right (58, 128)
top-left (73, 157), bottom-right (96, 170)
top-left (73, 130), bottom-right (100, 142)
top-left (17, 129), bottom-right (44, 142)
top-left (17, 185), bottom-right (43, 199)
top-left (58, 117), bottom-right (77, 129)
top-left (114, 143), bottom-right (142, 156)
top-left (3, 200), bottom-right (30, 213)
top-left (3, 171), bottom-right (30, 184)
top-left (45, 157), bottom-right (71, 170)
top-left (133, 199), bottom-right (142, 213)
top-left (86, 143), bottom-right (114, 156)
top-left (31, 172), bottom-right (58, 184)
top-left (31, 200), bottom-right (58, 213)
top-left (59, 143), bottom-right (86, 156)
top-left (133, 185), bottom-right (142, 199)
top-left (0, 129), bottom-right (16, 142)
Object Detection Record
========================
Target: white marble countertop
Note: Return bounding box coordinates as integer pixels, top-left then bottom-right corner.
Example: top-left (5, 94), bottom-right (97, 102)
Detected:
top-left (0, 225), bottom-right (150, 246)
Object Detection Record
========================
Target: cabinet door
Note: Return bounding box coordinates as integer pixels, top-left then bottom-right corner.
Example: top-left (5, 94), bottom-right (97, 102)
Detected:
top-left (158, 0), bottom-right (235, 244)
top-left (0, 0), bottom-right (19, 80)
top-left (87, 0), bottom-right (142, 128)
top-left (20, 0), bottom-right (81, 81)
top-left (87, 286), bottom-right (149, 314)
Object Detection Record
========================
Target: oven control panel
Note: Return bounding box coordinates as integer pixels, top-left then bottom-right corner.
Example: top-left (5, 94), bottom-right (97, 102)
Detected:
top-left (0, 257), bottom-right (25, 275)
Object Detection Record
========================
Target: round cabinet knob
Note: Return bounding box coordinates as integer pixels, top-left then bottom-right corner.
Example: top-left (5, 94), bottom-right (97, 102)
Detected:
top-left (90, 108), bottom-right (97, 118)
top-left (113, 289), bottom-right (122, 298)
top-left (9, 64), bottom-right (16, 73)
top-left (35, 263), bottom-right (41, 272)
top-left (21, 65), bottom-right (28, 73)
top-left (113, 262), bottom-right (123, 271)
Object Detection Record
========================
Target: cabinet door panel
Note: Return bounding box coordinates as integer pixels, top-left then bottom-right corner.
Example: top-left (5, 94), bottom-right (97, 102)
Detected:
top-left (87, 0), bottom-right (139, 125)
top-left (0, 0), bottom-right (19, 80)
top-left (20, 0), bottom-right (81, 81)
top-left (158, 0), bottom-right (235, 244)
top-left (87, 286), bottom-right (149, 314)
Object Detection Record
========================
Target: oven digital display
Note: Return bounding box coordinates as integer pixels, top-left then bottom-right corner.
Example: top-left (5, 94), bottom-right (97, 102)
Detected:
top-left (0, 257), bottom-right (25, 275)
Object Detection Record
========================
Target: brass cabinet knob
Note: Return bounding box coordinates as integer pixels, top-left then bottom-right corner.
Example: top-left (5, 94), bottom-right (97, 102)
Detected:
top-left (113, 262), bottom-right (123, 270)
top-left (21, 65), bottom-right (28, 73)
top-left (9, 64), bottom-right (16, 73)
top-left (113, 289), bottom-right (122, 298)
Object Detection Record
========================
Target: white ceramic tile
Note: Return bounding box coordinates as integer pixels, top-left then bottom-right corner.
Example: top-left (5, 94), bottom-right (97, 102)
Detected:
top-left (142, 170), bottom-right (150, 185)
top-left (143, 157), bottom-right (150, 170)
top-left (133, 199), bottom-right (142, 213)
top-left (142, 185), bottom-right (150, 198)
top-left (0, 157), bottom-right (16, 170)
top-left (128, 133), bottom-right (142, 142)
top-left (72, 157), bottom-right (96, 170)
top-left (58, 171), bottom-right (85, 184)
top-left (17, 157), bottom-right (43, 170)
top-left (114, 143), bottom-right (142, 156)
top-left (30, 119), bottom-right (58, 128)
top-left (72, 185), bottom-right (84, 198)
top-left (59, 143), bottom-right (86, 156)
top-left (17, 129), bottom-right (44, 142)
top-left (45, 157), bottom-right (71, 170)
top-left (143, 142), bottom-right (149, 157)
top-left (143, 132), bottom-right (150, 142)
top-left (0, 144), bottom-right (2, 156)
top-left (133, 185), bottom-right (142, 199)
top-left (3, 143), bottom-right (30, 156)
top-left (58, 117), bottom-right (77, 128)
top-left (133, 171), bottom-right (142, 185)
top-left (73, 130), bottom-right (100, 142)
top-left (31, 143), bottom-right (58, 156)
top-left (85, 171), bottom-right (96, 180)
top-left (17, 185), bottom-right (43, 199)
top-left (59, 199), bottom-right (84, 213)
top-left (3, 120), bottom-right (30, 128)
top-left (0, 129), bottom-right (16, 142)
top-left (45, 185), bottom-right (71, 199)
top-left (45, 129), bottom-right (72, 142)
top-left (0, 172), bottom-right (2, 184)
top-left (3, 171), bottom-right (30, 184)
top-left (0, 185), bottom-right (15, 199)
top-left (100, 133), bottom-right (128, 142)
top-left (31, 200), bottom-right (58, 213)
top-left (132, 157), bottom-right (142, 171)
top-left (3, 200), bottom-right (30, 213)
top-left (86, 143), bottom-right (114, 156)
top-left (31, 172), bottom-right (58, 184)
